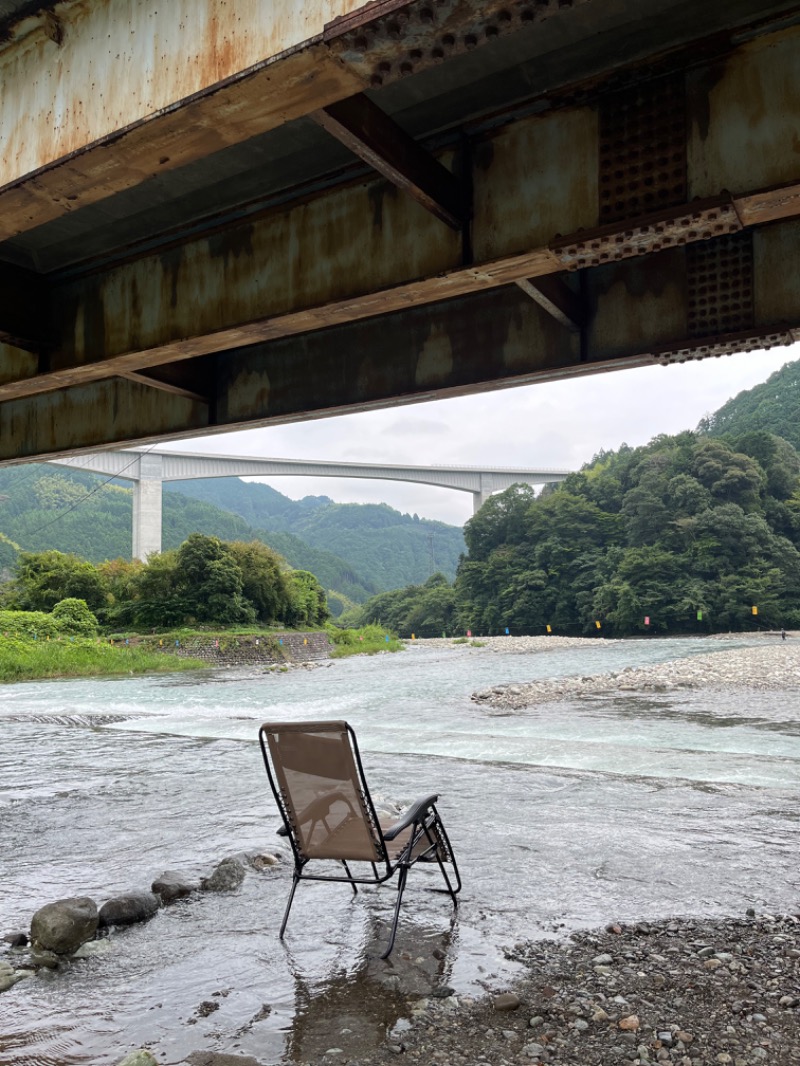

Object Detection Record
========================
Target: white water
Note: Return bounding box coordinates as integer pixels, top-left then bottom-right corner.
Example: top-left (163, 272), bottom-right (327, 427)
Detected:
top-left (2, 637), bottom-right (799, 1065)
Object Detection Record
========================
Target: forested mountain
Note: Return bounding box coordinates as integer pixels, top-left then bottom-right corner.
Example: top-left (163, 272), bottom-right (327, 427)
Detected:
top-left (169, 479), bottom-right (464, 590)
top-left (346, 430), bottom-right (800, 637)
top-left (701, 358), bottom-right (800, 449)
top-left (0, 465), bottom-right (463, 608)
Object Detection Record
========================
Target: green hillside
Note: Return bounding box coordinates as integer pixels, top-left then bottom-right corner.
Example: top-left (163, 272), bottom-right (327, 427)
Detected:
top-left (168, 478), bottom-right (465, 589)
top-left (701, 358), bottom-right (800, 448)
top-left (348, 428), bottom-right (800, 637)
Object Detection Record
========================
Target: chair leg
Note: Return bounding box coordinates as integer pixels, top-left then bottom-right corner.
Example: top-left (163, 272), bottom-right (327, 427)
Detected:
top-left (380, 865), bottom-right (409, 960)
top-left (280, 871), bottom-right (301, 939)
top-left (429, 816), bottom-right (462, 905)
top-left (341, 859), bottom-right (359, 894)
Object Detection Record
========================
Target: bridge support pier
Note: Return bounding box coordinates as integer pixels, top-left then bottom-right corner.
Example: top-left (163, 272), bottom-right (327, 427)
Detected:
top-left (131, 455), bottom-right (163, 560)
top-left (473, 474), bottom-right (495, 514)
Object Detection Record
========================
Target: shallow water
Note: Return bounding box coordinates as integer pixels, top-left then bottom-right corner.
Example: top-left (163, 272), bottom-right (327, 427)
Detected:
top-left (2, 637), bottom-right (799, 1064)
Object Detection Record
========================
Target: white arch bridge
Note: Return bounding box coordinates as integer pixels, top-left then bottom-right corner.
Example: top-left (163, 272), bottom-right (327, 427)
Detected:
top-left (49, 449), bottom-right (571, 560)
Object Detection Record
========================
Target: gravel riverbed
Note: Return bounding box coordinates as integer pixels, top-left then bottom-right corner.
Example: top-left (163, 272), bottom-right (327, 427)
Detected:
top-left (463, 636), bottom-right (800, 709)
top-left (344, 913), bottom-right (800, 1066)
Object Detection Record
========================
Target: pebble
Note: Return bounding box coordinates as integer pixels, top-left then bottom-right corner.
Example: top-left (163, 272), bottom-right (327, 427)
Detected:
top-left (342, 912), bottom-right (800, 1066)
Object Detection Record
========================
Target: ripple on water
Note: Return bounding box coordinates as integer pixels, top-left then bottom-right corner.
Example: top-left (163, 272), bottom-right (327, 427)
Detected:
top-left (1, 638), bottom-right (799, 1065)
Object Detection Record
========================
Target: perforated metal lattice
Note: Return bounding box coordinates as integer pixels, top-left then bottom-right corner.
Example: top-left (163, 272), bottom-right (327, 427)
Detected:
top-left (328, 0), bottom-right (592, 88)
top-left (599, 77), bottom-right (687, 224)
top-left (686, 232), bottom-right (754, 338)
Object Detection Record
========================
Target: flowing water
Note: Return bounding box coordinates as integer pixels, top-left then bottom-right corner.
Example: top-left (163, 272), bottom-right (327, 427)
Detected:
top-left (2, 637), bottom-right (799, 1065)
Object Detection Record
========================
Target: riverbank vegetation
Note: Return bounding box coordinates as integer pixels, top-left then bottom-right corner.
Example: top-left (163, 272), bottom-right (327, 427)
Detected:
top-left (326, 623), bottom-right (403, 657)
top-left (0, 634), bottom-right (204, 683)
top-left (4, 533), bottom-right (329, 631)
top-left (0, 533), bottom-right (405, 680)
top-left (344, 429), bottom-right (800, 637)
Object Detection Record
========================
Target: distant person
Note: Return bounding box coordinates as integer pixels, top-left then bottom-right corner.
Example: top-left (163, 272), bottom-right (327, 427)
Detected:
top-left (781, 628), bottom-right (787, 641)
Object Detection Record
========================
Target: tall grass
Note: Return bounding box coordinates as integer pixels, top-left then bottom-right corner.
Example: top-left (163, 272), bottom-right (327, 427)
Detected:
top-left (326, 623), bottom-right (403, 657)
top-left (0, 636), bottom-right (204, 683)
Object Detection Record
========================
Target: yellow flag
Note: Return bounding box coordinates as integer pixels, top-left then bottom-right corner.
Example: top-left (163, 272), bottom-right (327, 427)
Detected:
top-left (304, 637), bottom-right (308, 645)
top-left (546, 624), bottom-right (552, 634)
top-left (752, 606), bottom-right (758, 616)
top-left (595, 620), bottom-right (602, 629)
top-left (411, 633), bottom-right (415, 640)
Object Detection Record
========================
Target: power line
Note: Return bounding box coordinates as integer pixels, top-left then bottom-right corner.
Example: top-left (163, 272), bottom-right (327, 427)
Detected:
top-left (21, 447), bottom-right (156, 540)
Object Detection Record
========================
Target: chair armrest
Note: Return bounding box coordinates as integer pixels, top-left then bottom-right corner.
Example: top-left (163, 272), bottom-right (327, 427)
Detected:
top-left (382, 794), bottom-right (439, 841)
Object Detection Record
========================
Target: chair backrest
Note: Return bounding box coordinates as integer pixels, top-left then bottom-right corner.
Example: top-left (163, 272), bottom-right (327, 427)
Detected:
top-left (259, 721), bottom-right (386, 864)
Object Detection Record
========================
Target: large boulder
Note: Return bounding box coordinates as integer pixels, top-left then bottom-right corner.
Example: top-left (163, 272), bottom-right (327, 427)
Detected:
top-left (99, 892), bottom-right (160, 928)
top-left (30, 896), bottom-right (98, 955)
top-left (151, 871), bottom-right (198, 904)
top-left (201, 858), bottom-right (246, 893)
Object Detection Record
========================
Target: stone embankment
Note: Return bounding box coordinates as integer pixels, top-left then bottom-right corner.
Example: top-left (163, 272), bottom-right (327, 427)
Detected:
top-left (470, 637), bottom-right (800, 709)
top-left (165, 630), bottom-right (332, 666)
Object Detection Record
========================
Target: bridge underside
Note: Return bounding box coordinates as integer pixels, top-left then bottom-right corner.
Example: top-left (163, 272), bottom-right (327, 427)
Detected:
top-left (2, 0), bottom-right (800, 462)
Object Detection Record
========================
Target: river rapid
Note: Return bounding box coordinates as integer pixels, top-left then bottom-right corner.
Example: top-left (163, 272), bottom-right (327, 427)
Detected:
top-left (2, 636), bottom-right (799, 1065)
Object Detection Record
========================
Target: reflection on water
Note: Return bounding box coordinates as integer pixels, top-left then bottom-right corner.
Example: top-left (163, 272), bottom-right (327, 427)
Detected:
top-left (1, 638), bottom-right (800, 1064)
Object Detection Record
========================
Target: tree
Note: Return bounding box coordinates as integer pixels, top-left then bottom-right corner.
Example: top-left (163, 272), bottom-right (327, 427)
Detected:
top-left (286, 570), bottom-right (329, 627)
top-left (463, 484), bottom-right (537, 561)
top-left (173, 534), bottom-right (254, 625)
top-left (11, 550), bottom-right (107, 612)
top-left (51, 598), bottom-right (99, 636)
top-left (227, 540), bottom-right (290, 623)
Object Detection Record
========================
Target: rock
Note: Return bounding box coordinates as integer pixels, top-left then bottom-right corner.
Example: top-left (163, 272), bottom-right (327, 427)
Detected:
top-left (2, 932), bottom-right (27, 947)
top-left (247, 852), bottom-right (281, 870)
top-left (117, 1052), bottom-right (158, 1066)
top-left (99, 891), bottom-right (160, 928)
top-left (522, 1043), bottom-right (545, 1058)
top-left (675, 1031), bottom-right (694, 1044)
top-left (619, 1015), bottom-right (641, 1031)
top-left (201, 858), bottom-right (246, 893)
top-left (151, 871), bottom-right (197, 903)
top-left (29, 949), bottom-right (59, 969)
top-left (593, 953), bottom-right (614, 964)
top-left (493, 992), bottom-right (521, 1011)
top-left (30, 896), bottom-right (98, 955)
top-left (72, 939), bottom-right (113, 959)
top-left (0, 961), bottom-right (26, 993)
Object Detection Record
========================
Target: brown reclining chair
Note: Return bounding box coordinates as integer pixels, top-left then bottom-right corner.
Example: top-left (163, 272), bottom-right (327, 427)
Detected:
top-left (259, 720), bottom-right (461, 958)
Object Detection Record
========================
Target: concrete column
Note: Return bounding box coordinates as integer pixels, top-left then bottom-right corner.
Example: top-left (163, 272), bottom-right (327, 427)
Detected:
top-left (131, 454), bottom-right (164, 560)
top-left (473, 473), bottom-right (494, 514)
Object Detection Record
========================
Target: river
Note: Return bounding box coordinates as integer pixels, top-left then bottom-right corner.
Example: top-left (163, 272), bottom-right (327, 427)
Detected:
top-left (2, 636), bottom-right (799, 1065)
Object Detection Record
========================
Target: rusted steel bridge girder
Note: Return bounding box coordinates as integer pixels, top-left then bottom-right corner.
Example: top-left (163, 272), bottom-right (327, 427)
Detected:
top-left (1, 1), bottom-right (800, 461)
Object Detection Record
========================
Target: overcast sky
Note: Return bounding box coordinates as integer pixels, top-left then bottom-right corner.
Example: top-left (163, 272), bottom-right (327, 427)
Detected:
top-left (173, 344), bottom-right (800, 528)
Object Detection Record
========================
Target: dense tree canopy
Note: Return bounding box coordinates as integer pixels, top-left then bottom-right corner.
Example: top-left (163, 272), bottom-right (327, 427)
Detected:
top-left (345, 430), bottom-right (800, 637)
top-left (3, 536), bottom-right (329, 631)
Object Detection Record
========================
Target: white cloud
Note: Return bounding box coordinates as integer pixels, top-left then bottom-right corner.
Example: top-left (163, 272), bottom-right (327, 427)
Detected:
top-left (173, 344), bottom-right (800, 527)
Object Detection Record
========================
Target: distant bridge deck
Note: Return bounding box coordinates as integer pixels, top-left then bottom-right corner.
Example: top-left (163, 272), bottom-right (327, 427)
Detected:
top-left (50, 449), bottom-right (571, 558)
